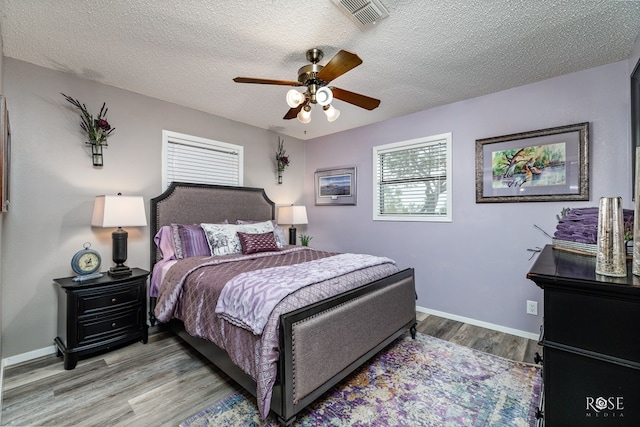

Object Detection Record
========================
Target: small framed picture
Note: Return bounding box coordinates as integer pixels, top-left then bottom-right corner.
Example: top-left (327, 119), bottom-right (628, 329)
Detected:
top-left (315, 167), bottom-right (357, 206)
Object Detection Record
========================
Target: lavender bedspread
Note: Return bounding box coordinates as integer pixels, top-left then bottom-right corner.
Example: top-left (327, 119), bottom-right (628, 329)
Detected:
top-left (154, 246), bottom-right (400, 419)
top-left (216, 253), bottom-right (395, 335)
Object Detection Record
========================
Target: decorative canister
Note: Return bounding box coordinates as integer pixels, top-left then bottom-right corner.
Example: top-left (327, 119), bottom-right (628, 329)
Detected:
top-left (595, 196), bottom-right (626, 277)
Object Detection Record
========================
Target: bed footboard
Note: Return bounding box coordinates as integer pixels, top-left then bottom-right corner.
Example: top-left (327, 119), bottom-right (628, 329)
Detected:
top-left (275, 268), bottom-right (416, 425)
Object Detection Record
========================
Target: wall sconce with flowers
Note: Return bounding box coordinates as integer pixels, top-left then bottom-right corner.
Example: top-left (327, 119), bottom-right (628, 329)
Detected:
top-left (62, 93), bottom-right (115, 167)
top-left (275, 137), bottom-right (290, 184)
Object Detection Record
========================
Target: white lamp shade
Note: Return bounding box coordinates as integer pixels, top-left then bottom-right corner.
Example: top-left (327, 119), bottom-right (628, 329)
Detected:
top-left (278, 205), bottom-right (308, 225)
top-left (323, 104), bottom-right (340, 122)
top-left (286, 89), bottom-right (306, 108)
top-left (297, 107), bottom-right (311, 124)
top-left (91, 195), bottom-right (147, 228)
top-left (315, 87), bottom-right (333, 106)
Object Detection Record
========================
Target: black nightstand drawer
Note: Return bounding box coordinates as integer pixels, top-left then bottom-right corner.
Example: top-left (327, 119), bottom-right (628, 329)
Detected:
top-left (77, 283), bottom-right (142, 317)
top-left (78, 308), bottom-right (143, 345)
top-left (54, 268), bottom-right (149, 370)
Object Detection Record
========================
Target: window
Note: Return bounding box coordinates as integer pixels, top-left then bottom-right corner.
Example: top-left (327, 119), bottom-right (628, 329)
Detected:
top-left (162, 130), bottom-right (243, 190)
top-left (373, 133), bottom-right (452, 222)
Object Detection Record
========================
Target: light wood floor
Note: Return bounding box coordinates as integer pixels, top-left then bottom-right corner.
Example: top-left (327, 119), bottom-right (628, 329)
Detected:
top-left (1, 314), bottom-right (541, 426)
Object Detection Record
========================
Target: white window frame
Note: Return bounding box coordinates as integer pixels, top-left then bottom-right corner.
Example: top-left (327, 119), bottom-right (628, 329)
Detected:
top-left (373, 133), bottom-right (452, 222)
top-left (162, 130), bottom-right (244, 191)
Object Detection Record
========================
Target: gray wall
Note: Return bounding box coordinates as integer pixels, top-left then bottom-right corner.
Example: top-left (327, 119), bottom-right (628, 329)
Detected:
top-left (0, 59), bottom-right (306, 358)
top-left (304, 59), bottom-right (632, 336)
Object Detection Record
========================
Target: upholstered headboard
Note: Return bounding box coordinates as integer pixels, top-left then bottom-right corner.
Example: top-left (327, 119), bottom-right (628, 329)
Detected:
top-left (149, 182), bottom-right (275, 265)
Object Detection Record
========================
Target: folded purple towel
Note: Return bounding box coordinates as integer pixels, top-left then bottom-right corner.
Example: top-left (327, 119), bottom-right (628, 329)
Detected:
top-left (554, 207), bottom-right (634, 245)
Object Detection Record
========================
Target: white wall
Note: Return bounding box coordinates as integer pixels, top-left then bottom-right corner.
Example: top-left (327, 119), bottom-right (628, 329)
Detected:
top-left (0, 59), bottom-right (306, 358)
top-left (304, 60), bottom-right (632, 337)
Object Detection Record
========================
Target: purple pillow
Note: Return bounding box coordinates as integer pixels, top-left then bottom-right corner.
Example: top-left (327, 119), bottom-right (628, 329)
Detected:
top-left (154, 226), bottom-right (177, 260)
top-left (236, 219), bottom-right (286, 248)
top-left (237, 231), bottom-right (279, 255)
top-left (171, 224), bottom-right (211, 259)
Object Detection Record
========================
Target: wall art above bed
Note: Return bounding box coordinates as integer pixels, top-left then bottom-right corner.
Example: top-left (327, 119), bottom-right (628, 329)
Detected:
top-left (475, 122), bottom-right (589, 203)
top-left (314, 166), bottom-right (357, 206)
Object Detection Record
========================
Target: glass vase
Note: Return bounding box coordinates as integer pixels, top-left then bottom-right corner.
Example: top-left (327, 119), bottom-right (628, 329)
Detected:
top-left (595, 196), bottom-right (626, 277)
top-left (90, 143), bottom-right (103, 167)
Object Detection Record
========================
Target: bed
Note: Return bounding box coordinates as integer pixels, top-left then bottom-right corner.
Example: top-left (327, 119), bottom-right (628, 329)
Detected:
top-left (149, 182), bottom-right (416, 425)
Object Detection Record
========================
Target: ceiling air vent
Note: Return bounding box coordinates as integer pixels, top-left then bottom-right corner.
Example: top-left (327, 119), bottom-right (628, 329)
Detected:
top-left (332, 0), bottom-right (389, 28)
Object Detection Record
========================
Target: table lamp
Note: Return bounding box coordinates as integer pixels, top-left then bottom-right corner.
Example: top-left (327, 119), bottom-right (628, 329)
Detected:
top-left (91, 194), bottom-right (147, 276)
top-left (278, 205), bottom-right (308, 245)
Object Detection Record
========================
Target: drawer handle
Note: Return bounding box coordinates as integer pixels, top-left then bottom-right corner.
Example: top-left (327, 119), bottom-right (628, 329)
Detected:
top-left (111, 298), bottom-right (117, 303)
top-left (112, 322), bottom-right (117, 328)
top-left (534, 352), bottom-right (543, 364)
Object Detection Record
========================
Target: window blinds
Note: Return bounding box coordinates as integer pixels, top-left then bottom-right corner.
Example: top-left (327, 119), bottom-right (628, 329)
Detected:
top-left (374, 133), bottom-right (451, 221)
top-left (163, 132), bottom-right (242, 190)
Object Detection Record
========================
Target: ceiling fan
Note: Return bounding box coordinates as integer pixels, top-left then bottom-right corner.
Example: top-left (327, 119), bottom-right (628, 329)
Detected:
top-left (233, 48), bottom-right (380, 123)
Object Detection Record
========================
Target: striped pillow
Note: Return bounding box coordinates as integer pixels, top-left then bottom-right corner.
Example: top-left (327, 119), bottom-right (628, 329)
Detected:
top-left (171, 223), bottom-right (224, 259)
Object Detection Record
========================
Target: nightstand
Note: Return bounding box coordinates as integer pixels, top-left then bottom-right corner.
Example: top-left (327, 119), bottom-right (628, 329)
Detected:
top-left (53, 268), bottom-right (149, 370)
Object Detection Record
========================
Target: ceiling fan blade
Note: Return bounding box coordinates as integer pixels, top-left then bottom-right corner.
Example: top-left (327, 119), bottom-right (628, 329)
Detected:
top-left (283, 104), bottom-right (304, 120)
top-left (316, 50), bottom-right (363, 83)
top-left (233, 77), bottom-right (301, 86)
top-left (331, 87), bottom-right (380, 110)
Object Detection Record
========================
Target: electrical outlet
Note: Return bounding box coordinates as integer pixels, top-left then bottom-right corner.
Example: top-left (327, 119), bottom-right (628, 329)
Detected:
top-left (526, 300), bottom-right (538, 316)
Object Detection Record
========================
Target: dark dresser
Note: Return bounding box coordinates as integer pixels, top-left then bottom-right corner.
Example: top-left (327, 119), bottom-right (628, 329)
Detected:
top-left (54, 268), bottom-right (149, 370)
top-left (527, 245), bottom-right (640, 426)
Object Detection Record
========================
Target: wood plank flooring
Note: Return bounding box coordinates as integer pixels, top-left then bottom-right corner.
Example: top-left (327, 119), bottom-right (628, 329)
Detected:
top-left (1, 314), bottom-right (541, 426)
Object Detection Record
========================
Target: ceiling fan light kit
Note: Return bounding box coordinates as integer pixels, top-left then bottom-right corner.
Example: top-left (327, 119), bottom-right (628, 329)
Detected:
top-left (297, 105), bottom-right (312, 124)
top-left (286, 89), bottom-right (306, 108)
top-left (233, 48), bottom-right (380, 125)
top-left (315, 87), bottom-right (333, 106)
top-left (323, 104), bottom-right (340, 122)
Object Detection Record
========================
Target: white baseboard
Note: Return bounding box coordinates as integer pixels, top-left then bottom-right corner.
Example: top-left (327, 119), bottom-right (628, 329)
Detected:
top-left (416, 305), bottom-right (540, 341)
top-left (3, 345), bottom-right (57, 368)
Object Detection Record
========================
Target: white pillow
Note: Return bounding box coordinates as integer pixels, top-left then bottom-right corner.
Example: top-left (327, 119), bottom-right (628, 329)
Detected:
top-left (201, 221), bottom-right (275, 256)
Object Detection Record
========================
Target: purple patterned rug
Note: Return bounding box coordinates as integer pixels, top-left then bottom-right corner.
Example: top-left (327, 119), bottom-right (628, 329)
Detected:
top-left (180, 333), bottom-right (542, 427)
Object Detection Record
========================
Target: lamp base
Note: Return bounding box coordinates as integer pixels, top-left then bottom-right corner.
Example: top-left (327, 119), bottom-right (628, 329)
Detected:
top-left (108, 265), bottom-right (132, 277)
top-left (110, 227), bottom-right (131, 276)
top-left (289, 226), bottom-right (297, 245)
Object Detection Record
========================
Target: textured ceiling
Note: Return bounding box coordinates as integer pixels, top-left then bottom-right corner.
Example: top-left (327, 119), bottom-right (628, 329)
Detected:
top-left (1, 1), bottom-right (639, 140)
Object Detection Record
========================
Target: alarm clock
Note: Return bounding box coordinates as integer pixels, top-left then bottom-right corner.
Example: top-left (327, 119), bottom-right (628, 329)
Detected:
top-left (71, 242), bottom-right (102, 279)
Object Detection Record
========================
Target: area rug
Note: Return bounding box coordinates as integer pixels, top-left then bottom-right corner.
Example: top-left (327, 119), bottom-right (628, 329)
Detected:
top-left (180, 333), bottom-right (542, 427)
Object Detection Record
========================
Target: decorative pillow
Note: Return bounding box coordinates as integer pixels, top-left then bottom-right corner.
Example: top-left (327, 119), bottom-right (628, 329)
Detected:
top-left (170, 221), bottom-right (228, 259)
top-left (170, 224), bottom-right (207, 259)
top-left (237, 231), bottom-right (279, 254)
top-left (236, 219), bottom-right (286, 248)
top-left (154, 226), bottom-right (177, 260)
top-left (272, 226), bottom-right (287, 248)
top-left (201, 220), bottom-right (275, 256)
